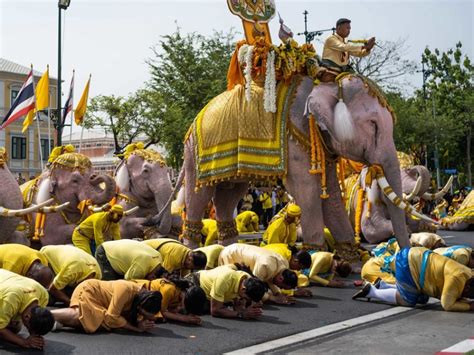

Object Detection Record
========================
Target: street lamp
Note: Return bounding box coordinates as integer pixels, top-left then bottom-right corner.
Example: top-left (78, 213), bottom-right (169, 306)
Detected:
top-left (56, 0), bottom-right (71, 146)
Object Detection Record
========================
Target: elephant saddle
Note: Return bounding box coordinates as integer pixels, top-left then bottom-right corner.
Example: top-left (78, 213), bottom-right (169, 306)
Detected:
top-left (188, 76), bottom-right (301, 188)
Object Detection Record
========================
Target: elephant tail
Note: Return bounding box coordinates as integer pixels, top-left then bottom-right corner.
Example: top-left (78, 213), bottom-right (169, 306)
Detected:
top-left (142, 166), bottom-right (185, 227)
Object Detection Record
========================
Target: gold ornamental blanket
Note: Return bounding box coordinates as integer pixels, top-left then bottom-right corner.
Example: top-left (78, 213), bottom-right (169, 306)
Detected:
top-left (188, 77), bottom-right (300, 188)
top-left (442, 190), bottom-right (474, 226)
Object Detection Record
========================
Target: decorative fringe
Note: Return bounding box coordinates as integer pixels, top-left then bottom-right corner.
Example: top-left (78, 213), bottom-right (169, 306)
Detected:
top-left (337, 157), bottom-right (346, 202)
top-left (354, 186), bottom-right (365, 238)
top-left (217, 220), bottom-right (238, 241)
top-left (182, 220), bottom-right (204, 244)
top-left (308, 114), bottom-right (329, 199)
top-left (33, 212), bottom-right (46, 241)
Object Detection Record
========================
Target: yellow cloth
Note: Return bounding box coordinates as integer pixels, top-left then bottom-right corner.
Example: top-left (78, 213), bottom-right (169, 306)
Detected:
top-left (133, 279), bottom-right (181, 318)
top-left (361, 256), bottom-right (396, 284)
top-left (102, 240), bottom-right (163, 280)
top-left (374, 240), bottom-right (400, 257)
top-left (195, 245), bottom-right (225, 269)
top-left (0, 244), bottom-right (48, 276)
top-left (70, 279), bottom-right (142, 333)
top-left (219, 243), bottom-right (289, 294)
top-left (262, 243), bottom-right (292, 263)
top-left (410, 233), bottom-right (444, 249)
top-left (75, 76), bottom-right (91, 125)
top-left (40, 245), bottom-right (101, 290)
top-left (259, 193), bottom-right (273, 210)
top-left (262, 215), bottom-right (297, 245)
top-left (198, 265), bottom-right (249, 303)
top-left (191, 78), bottom-right (299, 188)
top-left (442, 190), bottom-right (474, 225)
top-left (143, 238), bottom-right (191, 273)
top-left (434, 247), bottom-right (472, 267)
top-left (236, 211), bottom-right (259, 233)
top-left (307, 252), bottom-right (335, 286)
top-left (408, 247), bottom-right (473, 312)
top-left (202, 219), bottom-right (218, 246)
top-left (0, 269), bottom-right (49, 329)
top-left (322, 33), bottom-right (369, 68)
top-left (72, 211), bottom-right (121, 255)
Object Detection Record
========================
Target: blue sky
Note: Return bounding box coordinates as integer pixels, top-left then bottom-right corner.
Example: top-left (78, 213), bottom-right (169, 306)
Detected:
top-left (1, 0), bottom-right (472, 100)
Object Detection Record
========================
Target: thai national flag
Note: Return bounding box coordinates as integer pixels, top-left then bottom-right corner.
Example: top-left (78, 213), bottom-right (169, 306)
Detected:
top-left (1, 69), bottom-right (35, 129)
top-left (62, 72), bottom-right (74, 125)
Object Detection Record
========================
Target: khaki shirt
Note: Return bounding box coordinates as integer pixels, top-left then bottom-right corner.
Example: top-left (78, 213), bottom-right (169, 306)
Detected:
top-left (322, 33), bottom-right (369, 68)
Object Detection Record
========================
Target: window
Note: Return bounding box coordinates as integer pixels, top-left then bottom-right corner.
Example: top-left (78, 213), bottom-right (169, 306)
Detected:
top-left (40, 139), bottom-right (54, 160)
top-left (11, 136), bottom-right (27, 159)
top-left (11, 88), bottom-right (20, 104)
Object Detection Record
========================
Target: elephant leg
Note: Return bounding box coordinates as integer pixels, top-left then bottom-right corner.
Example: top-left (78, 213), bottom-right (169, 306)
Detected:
top-left (40, 214), bottom-right (76, 245)
top-left (285, 139), bottom-right (325, 248)
top-left (361, 204), bottom-right (394, 244)
top-left (213, 182), bottom-right (248, 246)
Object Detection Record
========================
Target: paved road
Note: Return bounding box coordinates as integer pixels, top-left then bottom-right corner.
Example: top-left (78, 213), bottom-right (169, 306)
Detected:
top-left (0, 230), bottom-right (472, 354)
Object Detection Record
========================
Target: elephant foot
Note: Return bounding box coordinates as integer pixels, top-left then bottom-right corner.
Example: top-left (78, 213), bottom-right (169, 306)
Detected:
top-left (217, 220), bottom-right (238, 246)
top-left (335, 242), bottom-right (361, 264)
top-left (182, 219), bottom-right (204, 247)
top-left (302, 243), bottom-right (327, 251)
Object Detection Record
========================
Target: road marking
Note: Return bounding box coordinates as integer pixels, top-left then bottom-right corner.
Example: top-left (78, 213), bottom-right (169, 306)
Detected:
top-left (436, 338), bottom-right (474, 354)
top-left (225, 306), bottom-right (414, 355)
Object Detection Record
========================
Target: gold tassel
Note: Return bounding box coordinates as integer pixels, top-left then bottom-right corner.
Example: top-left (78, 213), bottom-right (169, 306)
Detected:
top-left (354, 186), bottom-right (365, 238)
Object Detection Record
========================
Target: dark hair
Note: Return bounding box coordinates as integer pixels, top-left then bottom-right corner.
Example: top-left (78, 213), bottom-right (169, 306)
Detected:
top-left (152, 266), bottom-right (168, 279)
top-left (184, 286), bottom-right (207, 315)
top-left (166, 275), bottom-right (192, 291)
top-left (336, 261), bottom-right (352, 278)
top-left (243, 277), bottom-right (266, 302)
top-left (294, 250), bottom-right (312, 269)
top-left (234, 263), bottom-right (253, 275)
top-left (464, 278), bottom-right (474, 299)
top-left (29, 306), bottom-right (54, 336)
top-left (191, 251), bottom-right (207, 270)
top-left (287, 245), bottom-right (298, 255)
top-left (130, 291), bottom-right (162, 325)
top-left (281, 269), bottom-right (298, 289)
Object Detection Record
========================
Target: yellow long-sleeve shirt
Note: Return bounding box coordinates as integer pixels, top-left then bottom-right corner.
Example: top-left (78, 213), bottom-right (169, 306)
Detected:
top-left (143, 238), bottom-right (191, 273)
top-left (102, 240), bottom-right (162, 280)
top-left (262, 215), bottom-right (297, 245)
top-left (202, 219), bottom-right (218, 246)
top-left (305, 252), bottom-right (335, 286)
top-left (361, 255), bottom-right (396, 284)
top-left (0, 244), bottom-right (48, 276)
top-left (433, 247), bottom-right (472, 266)
top-left (262, 243), bottom-right (292, 263)
top-left (408, 247), bottom-right (472, 312)
top-left (236, 211), bottom-right (259, 233)
top-left (322, 33), bottom-right (369, 67)
top-left (75, 211), bottom-right (121, 246)
top-left (195, 245), bottom-right (225, 269)
top-left (40, 245), bottom-right (102, 290)
top-left (198, 265), bottom-right (249, 303)
top-left (0, 269), bottom-right (49, 329)
top-left (259, 192), bottom-right (272, 210)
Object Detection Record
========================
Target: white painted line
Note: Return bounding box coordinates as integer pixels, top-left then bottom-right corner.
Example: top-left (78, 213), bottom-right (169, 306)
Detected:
top-left (225, 306), bottom-right (414, 355)
top-left (439, 339), bottom-right (474, 353)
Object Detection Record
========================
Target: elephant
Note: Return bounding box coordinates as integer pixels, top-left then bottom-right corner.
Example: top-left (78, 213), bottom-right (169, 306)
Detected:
top-left (23, 151), bottom-right (116, 246)
top-left (149, 75), bottom-right (434, 261)
top-left (113, 145), bottom-right (173, 239)
top-left (347, 163), bottom-right (453, 243)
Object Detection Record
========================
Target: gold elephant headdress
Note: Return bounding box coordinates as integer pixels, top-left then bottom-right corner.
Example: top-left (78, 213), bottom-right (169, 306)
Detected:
top-left (51, 152), bottom-right (92, 174)
top-left (0, 147), bottom-right (7, 168)
top-left (121, 142), bottom-right (167, 167)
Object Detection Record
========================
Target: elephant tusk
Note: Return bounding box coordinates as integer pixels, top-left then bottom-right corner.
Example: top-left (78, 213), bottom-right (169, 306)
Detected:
top-left (90, 203), bottom-right (111, 213)
top-left (124, 206), bottom-right (139, 216)
top-left (421, 175), bottom-right (454, 201)
top-left (376, 175), bottom-right (439, 225)
top-left (0, 198), bottom-right (55, 217)
top-left (38, 201), bottom-right (70, 213)
top-left (404, 176), bottom-right (422, 201)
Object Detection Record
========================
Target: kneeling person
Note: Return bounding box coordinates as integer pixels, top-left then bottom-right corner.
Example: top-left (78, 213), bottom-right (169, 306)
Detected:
top-left (300, 251), bottom-right (352, 288)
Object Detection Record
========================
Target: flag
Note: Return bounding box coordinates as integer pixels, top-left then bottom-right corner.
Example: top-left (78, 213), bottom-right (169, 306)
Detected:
top-left (22, 66), bottom-right (49, 133)
top-left (74, 76), bottom-right (91, 125)
top-left (62, 72), bottom-right (74, 124)
top-left (1, 69), bottom-right (35, 130)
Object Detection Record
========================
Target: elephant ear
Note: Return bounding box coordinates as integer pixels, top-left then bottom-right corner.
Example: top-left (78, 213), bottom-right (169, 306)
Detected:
top-left (37, 178), bottom-right (52, 204)
top-left (116, 164), bottom-right (130, 192)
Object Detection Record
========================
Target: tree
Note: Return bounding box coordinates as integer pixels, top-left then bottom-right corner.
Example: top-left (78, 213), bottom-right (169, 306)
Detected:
top-left (146, 28), bottom-right (236, 168)
top-left (352, 38), bottom-right (418, 90)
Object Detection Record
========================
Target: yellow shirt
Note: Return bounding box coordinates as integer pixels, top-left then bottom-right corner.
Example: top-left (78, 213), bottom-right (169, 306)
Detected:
top-left (133, 279), bottom-right (181, 315)
top-left (409, 247), bottom-right (473, 312)
top-left (202, 219), bottom-right (218, 246)
top-left (102, 240), bottom-right (162, 280)
top-left (307, 252), bottom-right (335, 286)
top-left (198, 265), bottom-right (249, 303)
top-left (0, 244), bottom-right (48, 276)
top-left (236, 211), bottom-right (259, 233)
top-left (361, 256), bottom-right (396, 284)
top-left (195, 245), bottom-right (225, 269)
top-left (322, 33), bottom-right (369, 67)
top-left (262, 243), bottom-right (292, 263)
top-left (76, 211), bottom-right (121, 246)
top-left (143, 238), bottom-right (191, 273)
top-left (433, 247), bottom-right (472, 266)
top-left (259, 192), bottom-right (272, 210)
top-left (40, 245), bottom-right (102, 290)
top-left (0, 269), bottom-right (49, 329)
top-left (219, 243), bottom-right (289, 294)
top-left (262, 215), bottom-right (297, 245)
top-left (410, 233), bottom-right (444, 249)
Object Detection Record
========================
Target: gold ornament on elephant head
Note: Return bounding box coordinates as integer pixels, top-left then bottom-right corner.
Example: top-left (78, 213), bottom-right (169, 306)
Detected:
top-left (121, 142), bottom-right (167, 167)
top-left (0, 147), bottom-right (7, 168)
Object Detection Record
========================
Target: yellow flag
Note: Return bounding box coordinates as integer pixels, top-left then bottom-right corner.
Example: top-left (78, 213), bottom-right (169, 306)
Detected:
top-left (22, 110), bottom-right (35, 133)
top-left (74, 76), bottom-right (91, 125)
top-left (36, 67), bottom-right (49, 111)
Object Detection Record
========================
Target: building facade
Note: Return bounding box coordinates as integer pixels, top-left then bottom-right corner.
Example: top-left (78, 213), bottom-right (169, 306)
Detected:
top-left (0, 58), bottom-right (58, 180)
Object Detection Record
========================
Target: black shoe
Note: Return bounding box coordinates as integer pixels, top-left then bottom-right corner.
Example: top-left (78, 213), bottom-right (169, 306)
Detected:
top-left (352, 283), bottom-right (372, 301)
top-left (373, 277), bottom-right (382, 289)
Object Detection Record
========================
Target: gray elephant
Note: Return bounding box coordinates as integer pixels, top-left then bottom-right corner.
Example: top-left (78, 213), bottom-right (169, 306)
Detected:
top-left (150, 74), bottom-right (434, 262)
top-left (113, 144), bottom-right (173, 239)
top-left (23, 151), bottom-right (116, 245)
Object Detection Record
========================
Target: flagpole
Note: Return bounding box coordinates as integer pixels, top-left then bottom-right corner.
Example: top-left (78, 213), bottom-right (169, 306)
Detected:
top-left (79, 123), bottom-right (84, 153)
top-left (69, 109), bottom-right (73, 144)
top-left (30, 64), bottom-right (44, 171)
top-left (48, 93), bottom-right (52, 156)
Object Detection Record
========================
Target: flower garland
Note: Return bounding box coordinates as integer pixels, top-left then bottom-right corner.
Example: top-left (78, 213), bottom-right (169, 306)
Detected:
top-left (243, 45), bottom-right (254, 102)
top-left (264, 49), bottom-right (276, 113)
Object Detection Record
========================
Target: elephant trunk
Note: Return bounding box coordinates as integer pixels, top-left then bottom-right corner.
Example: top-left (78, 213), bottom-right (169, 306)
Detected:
top-left (89, 175), bottom-right (116, 205)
